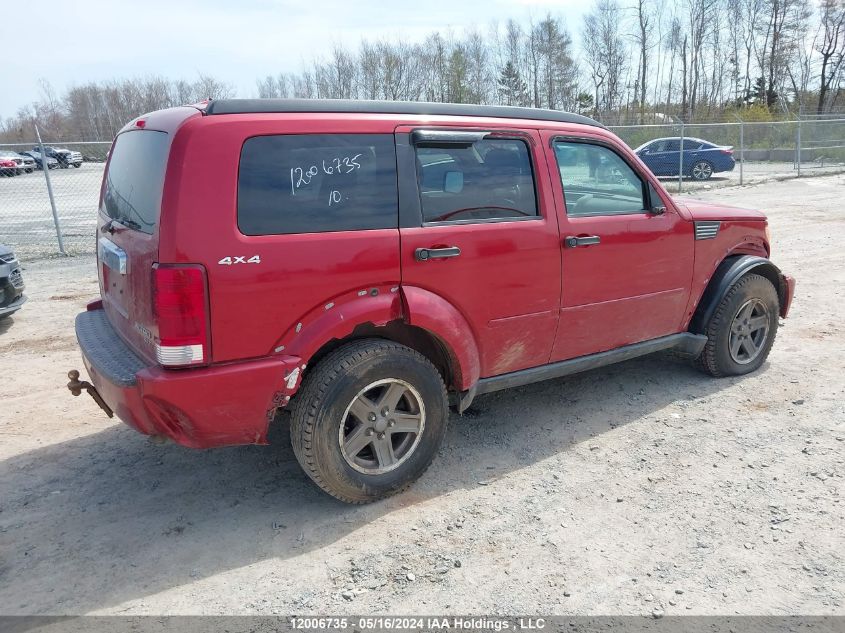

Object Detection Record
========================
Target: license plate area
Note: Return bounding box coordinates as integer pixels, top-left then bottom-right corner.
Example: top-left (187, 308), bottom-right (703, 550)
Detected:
top-left (99, 238), bottom-right (129, 317)
top-left (99, 237), bottom-right (127, 274)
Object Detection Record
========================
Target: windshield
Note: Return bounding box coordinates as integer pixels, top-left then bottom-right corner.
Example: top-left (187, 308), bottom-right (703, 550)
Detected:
top-left (101, 130), bottom-right (169, 234)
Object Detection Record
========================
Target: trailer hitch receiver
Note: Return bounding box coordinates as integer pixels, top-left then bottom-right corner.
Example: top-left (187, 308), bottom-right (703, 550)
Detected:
top-left (67, 369), bottom-right (114, 418)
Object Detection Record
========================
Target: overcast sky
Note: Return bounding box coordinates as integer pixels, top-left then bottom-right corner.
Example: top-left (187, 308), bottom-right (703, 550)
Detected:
top-left (1, 0), bottom-right (587, 120)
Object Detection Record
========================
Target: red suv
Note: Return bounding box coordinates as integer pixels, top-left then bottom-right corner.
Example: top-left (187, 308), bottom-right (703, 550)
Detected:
top-left (70, 100), bottom-right (795, 503)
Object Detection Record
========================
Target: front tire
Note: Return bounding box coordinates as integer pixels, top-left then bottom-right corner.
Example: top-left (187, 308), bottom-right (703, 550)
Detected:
top-left (290, 339), bottom-right (448, 503)
top-left (695, 273), bottom-right (779, 377)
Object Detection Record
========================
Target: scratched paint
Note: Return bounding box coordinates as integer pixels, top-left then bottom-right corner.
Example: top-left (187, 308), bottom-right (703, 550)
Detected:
top-left (285, 367), bottom-right (301, 389)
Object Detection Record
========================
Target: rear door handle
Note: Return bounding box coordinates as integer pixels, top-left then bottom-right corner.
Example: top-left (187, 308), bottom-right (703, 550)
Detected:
top-left (415, 246), bottom-right (461, 261)
top-left (564, 235), bottom-right (601, 248)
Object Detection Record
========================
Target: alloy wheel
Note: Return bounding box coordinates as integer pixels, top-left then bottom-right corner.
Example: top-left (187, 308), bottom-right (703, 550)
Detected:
top-left (729, 299), bottom-right (770, 364)
top-left (692, 161), bottom-right (713, 180)
top-left (338, 379), bottom-right (426, 474)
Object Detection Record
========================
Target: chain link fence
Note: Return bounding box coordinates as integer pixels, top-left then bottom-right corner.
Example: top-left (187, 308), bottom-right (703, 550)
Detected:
top-left (1, 118), bottom-right (844, 259)
top-left (608, 117), bottom-right (845, 194)
top-left (0, 141), bottom-right (109, 258)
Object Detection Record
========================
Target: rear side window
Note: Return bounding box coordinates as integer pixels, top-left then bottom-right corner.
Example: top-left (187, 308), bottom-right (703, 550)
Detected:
top-left (414, 138), bottom-right (537, 223)
top-left (238, 134), bottom-right (397, 235)
top-left (102, 130), bottom-right (169, 234)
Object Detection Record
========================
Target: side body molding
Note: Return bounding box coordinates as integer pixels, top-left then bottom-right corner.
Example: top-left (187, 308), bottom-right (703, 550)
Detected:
top-left (400, 286), bottom-right (481, 392)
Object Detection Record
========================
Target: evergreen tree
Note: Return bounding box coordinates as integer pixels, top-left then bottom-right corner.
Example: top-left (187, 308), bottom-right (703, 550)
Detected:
top-left (576, 92), bottom-right (595, 114)
top-left (447, 48), bottom-right (470, 103)
top-left (498, 61), bottom-right (529, 106)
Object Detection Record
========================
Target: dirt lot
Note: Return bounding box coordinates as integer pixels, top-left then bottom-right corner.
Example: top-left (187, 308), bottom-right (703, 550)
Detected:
top-left (0, 175), bottom-right (843, 616)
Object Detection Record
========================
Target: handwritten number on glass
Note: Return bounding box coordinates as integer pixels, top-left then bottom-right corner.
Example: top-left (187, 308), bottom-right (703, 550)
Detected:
top-left (289, 153), bottom-right (363, 196)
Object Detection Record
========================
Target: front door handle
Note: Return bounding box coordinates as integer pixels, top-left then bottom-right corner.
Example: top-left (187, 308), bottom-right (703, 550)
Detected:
top-left (415, 246), bottom-right (461, 261)
top-left (564, 235), bottom-right (601, 248)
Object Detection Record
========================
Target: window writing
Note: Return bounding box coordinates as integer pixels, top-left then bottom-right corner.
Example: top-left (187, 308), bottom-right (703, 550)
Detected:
top-left (238, 134), bottom-right (397, 235)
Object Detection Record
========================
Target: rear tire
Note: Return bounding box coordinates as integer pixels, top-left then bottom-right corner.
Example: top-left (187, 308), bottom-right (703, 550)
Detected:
top-left (290, 339), bottom-right (448, 503)
top-left (695, 273), bottom-right (779, 377)
top-left (691, 160), bottom-right (714, 180)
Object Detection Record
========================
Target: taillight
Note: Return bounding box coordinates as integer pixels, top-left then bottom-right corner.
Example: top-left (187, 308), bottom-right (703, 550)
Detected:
top-left (721, 147), bottom-right (734, 155)
top-left (152, 264), bottom-right (209, 367)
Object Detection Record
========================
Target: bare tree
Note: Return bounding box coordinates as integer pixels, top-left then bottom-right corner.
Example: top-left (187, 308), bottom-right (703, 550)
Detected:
top-left (9, 5), bottom-right (845, 143)
top-left (816, 0), bottom-right (845, 112)
top-left (583, 0), bottom-right (629, 114)
top-left (685, 0), bottom-right (717, 116)
top-left (663, 15), bottom-right (682, 112)
top-left (631, 0), bottom-right (657, 119)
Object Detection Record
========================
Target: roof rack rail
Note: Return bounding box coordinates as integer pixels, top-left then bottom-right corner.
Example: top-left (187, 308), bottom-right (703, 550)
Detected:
top-left (204, 98), bottom-right (604, 128)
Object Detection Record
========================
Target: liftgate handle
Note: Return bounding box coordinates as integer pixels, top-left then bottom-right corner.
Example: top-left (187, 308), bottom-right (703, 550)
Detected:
top-left (415, 246), bottom-right (461, 261)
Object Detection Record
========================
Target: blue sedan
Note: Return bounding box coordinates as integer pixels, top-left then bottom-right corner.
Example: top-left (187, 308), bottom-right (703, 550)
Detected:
top-left (634, 137), bottom-right (736, 180)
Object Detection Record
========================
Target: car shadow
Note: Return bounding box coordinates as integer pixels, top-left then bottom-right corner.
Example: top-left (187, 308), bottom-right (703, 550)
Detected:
top-left (0, 352), bottom-right (745, 614)
top-left (0, 314), bottom-right (17, 335)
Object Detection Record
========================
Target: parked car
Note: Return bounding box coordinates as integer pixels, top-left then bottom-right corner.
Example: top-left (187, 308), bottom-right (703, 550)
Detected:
top-left (21, 150), bottom-right (58, 170)
top-left (37, 145), bottom-right (83, 168)
top-left (0, 244), bottom-right (26, 319)
top-left (16, 152), bottom-right (36, 173)
top-left (0, 157), bottom-right (18, 176)
top-left (69, 100), bottom-right (795, 503)
top-left (0, 150), bottom-right (32, 175)
top-left (634, 137), bottom-right (736, 180)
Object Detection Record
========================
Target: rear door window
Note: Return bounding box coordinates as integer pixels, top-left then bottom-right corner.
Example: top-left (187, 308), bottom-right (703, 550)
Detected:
top-left (238, 134), bottom-right (397, 235)
top-left (101, 130), bottom-right (169, 234)
top-left (414, 138), bottom-right (537, 224)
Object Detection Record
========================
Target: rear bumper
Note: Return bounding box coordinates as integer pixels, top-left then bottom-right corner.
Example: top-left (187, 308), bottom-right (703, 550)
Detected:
top-left (74, 309), bottom-right (303, 448)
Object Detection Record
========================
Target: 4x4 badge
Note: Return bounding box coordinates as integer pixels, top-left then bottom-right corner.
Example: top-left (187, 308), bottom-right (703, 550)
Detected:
top-left (218, 255), bottom-right (261, 265)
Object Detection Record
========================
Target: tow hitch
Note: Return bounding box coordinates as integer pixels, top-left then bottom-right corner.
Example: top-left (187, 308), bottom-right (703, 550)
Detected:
top-left (67, 369), bottom-right (114, 418)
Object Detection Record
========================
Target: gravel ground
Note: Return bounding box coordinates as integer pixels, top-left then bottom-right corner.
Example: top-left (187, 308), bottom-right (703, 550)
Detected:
top-left (0, 175), bottom-right (843, 616)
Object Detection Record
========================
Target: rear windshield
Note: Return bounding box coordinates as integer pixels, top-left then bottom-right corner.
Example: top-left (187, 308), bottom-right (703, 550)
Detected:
top-left (237, 134), bottom-right (397, 235)
top-left (101, 130), bottom-right (169, 234)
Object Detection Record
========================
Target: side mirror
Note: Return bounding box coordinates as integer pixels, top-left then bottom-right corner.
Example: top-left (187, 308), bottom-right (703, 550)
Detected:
top-left (648, 182), bottom-right (666, 215)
